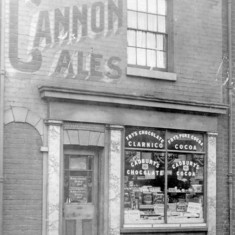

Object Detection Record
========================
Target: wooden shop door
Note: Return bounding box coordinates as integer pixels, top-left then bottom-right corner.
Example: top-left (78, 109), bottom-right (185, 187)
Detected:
top-left (63, 150), bottom-right (99, 235)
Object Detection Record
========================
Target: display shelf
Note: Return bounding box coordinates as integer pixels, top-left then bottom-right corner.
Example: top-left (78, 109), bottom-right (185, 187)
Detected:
top-left (140, 214), bottom-right (163, 218)
top-left (139, 204), bottom-right (154, 210)
top-left (167, 191), bottom-right (203, 194)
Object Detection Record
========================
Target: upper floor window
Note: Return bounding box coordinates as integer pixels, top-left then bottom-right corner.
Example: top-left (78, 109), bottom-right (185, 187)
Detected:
top-left (127, 0), bottom-right (167, 70)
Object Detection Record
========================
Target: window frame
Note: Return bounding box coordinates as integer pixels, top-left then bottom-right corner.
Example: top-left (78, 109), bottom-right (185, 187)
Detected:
top-left (121, 127), bottom-right (207, 231)
top-left (126, 0), bottom-right (176, 81)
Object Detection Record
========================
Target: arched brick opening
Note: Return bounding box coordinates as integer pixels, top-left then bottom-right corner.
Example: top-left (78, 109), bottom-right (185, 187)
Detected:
top-left (4, 107), bottom-right (44, 140)
top-left (3, 122), bottom-right (43, 235)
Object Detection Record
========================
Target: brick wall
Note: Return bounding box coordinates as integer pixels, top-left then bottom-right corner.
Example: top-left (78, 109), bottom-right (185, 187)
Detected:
top-left (3, 0), bottom-right (224, 119)
top-left (2, 0), bottom-right (229, 234)
top-left (3, 122), bottom-right (43, 235)
top-left (217, 115), bottom-right (229, 235)
top-left (220, 0), bottom-right (235, 235)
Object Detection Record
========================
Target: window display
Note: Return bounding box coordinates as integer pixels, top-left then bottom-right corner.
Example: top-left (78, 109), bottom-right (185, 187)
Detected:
top-left (124, 127), bottom-right (205, 227)
top-left (167, 153), bottom-right (204, 223)
top-left (124, 151), bottom-right (165, 224)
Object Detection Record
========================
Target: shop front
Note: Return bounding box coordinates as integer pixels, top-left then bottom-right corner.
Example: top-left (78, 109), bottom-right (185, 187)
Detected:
top-left (123, 128), bottom-right (205, 224)
top-left (39, 86), bottom-right (226, 235)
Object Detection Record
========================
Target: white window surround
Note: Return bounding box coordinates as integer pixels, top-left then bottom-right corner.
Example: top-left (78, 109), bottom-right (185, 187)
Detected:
top-left (127, 66), bottom-right (177, 81)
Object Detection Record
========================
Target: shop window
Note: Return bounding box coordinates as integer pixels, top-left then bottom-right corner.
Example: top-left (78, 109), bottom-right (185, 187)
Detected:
top-left (127, 0), bottom-right (168, 70)
top-left (123, 127), bottom-right (205, 227)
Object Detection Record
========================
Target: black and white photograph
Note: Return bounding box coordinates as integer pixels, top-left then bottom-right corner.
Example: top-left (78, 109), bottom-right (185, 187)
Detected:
top-left (0, 0), bottom-right (233, 235)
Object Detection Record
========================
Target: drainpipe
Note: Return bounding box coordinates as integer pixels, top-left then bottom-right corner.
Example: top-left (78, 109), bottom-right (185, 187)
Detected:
top-left (0, 0), bottom-right (5, 234)
top-left (228, 0), bottom-right (233, 234)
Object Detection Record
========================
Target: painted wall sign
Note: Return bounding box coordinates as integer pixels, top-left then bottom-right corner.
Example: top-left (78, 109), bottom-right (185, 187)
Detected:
top-left (125, 127), bottom-right (165, 150)
top-left (167, 132), bottom-right (204, 152)
top-left (8, 0), bottom-right (123, 81)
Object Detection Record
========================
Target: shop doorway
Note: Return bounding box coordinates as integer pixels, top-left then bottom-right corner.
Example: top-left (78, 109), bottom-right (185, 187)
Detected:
top-left (63, 149), bottom-right (99, 235)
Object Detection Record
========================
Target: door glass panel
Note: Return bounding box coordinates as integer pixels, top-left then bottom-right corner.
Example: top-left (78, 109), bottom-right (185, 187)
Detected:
top-left (70, 157), bottom-right (87, 170)
top-left (64, 151), bottom-right (98, 235)
top-left (64, 155), bottom-right (94, 204)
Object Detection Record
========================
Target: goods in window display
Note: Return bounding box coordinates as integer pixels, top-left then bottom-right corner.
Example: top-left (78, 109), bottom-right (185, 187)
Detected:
top-left (124, 128), bottom-right (205, 226)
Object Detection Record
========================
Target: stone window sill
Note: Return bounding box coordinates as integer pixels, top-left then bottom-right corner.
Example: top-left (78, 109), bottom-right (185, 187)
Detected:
top-left (127, 66), bottom-right (177, 81)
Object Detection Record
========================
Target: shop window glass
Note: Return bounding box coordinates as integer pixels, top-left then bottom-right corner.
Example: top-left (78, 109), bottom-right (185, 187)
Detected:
top-left (123, 127), bottom-right (205, 227)
top-left (167, 153), bottom-right (204, 223)
top-left (124, 151), bottom-right (165, 224)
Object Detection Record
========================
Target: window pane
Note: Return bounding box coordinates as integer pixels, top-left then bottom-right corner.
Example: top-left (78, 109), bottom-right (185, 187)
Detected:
top-left (158, 16), bottom-right (166, 33)
top-left (136, 31), bottom-right (146, 48)
top-left (148, 0), bottom-right (157, 13)
top-left (69, 172), bottom-right (92, 203)
top-left (148, 14), bottom-right (158, 32)
top-left (64, 155), bottom-right (69, 169)
top-left (124, 151), bottom-right (165, 225)
top-left (157, 51), bottom-right (166, 68)
top-left (158, 0), bottom-right (166, 15)
top-left (167, 154), bottom-right (204, 223)
top-left (137, 48), bottom-right (146, 66)
top-left (128, 11), bottom-right (137, 28)
top-left (138, 0), bottom-right (147, 12)
top-left (127, 0), bottom-right (137, 10)
top-left (65, 155), bottom-right (95, 204)
top-left (156, 34), bottom-right (164, 50)
top-left (147, 50), bottom-right (156, 67)
top-left (138, 13), bottom-right (147, 30)
top-left (147, 33), bottom-right (156, 49)
top-left (70, 156), bottom-right (87, 170)
top-left (128, 30), bottom-right (136, 46)
top-left (128, 47), bottom-right (136, 64)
